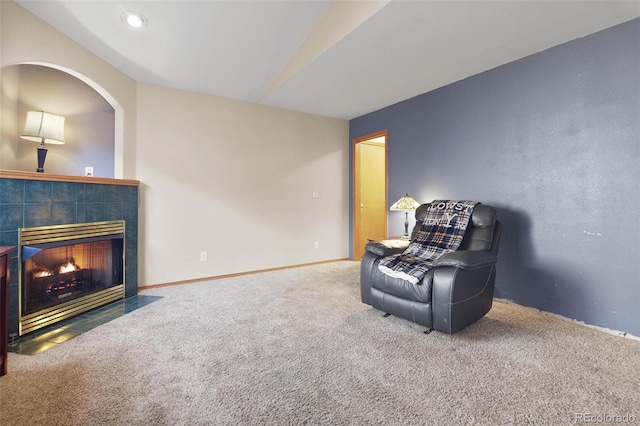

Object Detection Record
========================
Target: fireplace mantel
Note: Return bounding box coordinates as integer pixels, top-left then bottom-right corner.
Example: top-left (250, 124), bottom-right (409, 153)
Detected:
top-left (0, 169), bottom-right (139, 186)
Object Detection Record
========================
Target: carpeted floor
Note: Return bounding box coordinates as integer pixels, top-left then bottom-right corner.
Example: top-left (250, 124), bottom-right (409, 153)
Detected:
top-left (1, 261), bottom-right (638, 425)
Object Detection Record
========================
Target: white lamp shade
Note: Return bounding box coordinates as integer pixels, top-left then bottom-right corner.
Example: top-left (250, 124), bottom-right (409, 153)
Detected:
top-left (21, 111), bottom-right (65, 145)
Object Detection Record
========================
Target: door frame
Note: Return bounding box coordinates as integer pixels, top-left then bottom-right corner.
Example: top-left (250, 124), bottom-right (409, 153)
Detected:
top-left (352, 129), bottom-right (388, 260)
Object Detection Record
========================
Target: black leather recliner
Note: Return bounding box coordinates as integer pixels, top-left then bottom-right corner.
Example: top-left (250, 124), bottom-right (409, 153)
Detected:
top-left (360, 202), bottom-right (501, 334)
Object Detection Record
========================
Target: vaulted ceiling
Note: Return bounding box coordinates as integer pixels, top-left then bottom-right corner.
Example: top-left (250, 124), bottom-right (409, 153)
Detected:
top-left (16, 0), bottom-right (640, 119)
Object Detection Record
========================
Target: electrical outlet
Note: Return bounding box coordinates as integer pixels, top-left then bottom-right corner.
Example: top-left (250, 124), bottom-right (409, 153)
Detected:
top-left (314, 241), bottom-right (320, 249)
top-left (312, 191), bottom-right (319, 198)
top-left (85, 166), bottom-right (94, 177)
top-left (200, 251), bottom-right (207, 261)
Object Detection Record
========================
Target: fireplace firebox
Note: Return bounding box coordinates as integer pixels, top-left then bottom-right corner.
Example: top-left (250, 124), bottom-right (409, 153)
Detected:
top-left (19, 221), bottom-right (125, 335)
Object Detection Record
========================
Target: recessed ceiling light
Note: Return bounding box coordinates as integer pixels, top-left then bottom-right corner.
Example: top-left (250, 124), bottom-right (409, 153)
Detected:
top-left (121, 11), bottom-right (148, 28)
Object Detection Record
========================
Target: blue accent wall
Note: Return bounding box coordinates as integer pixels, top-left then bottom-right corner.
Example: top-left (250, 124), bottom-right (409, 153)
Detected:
top-left (349, 19), bottom-right (640, 336)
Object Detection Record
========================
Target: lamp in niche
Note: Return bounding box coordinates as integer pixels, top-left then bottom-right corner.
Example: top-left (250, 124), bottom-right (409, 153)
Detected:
top-left (390, 193), bottom-right (420, 239)
top-left (21, 111), bottom-right (66, 173)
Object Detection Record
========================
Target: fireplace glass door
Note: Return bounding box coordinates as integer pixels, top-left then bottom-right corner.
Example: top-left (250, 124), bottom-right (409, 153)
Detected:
top-left (22, 237), bottom-right (123, 316)
top-left (19, 220), bottom-right (126, 335)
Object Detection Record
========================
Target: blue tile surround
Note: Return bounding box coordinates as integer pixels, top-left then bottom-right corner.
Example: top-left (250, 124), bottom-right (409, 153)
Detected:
top-left (0, 176), bottom-right (139, 336)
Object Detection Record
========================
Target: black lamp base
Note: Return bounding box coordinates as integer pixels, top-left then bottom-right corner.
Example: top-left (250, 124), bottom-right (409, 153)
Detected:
top-left (36, 144), bottom-right (48, 173)
top-left (403, 211), bottom-right (410, 237)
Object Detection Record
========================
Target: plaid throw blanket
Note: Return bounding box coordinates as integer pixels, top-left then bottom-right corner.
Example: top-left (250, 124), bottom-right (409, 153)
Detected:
top-left (378, 200), bottom-right (478, 284)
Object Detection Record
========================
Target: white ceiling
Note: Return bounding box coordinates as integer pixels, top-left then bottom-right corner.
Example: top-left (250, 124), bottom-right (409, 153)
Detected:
top-left (16, 0), bottom-right (640, 120)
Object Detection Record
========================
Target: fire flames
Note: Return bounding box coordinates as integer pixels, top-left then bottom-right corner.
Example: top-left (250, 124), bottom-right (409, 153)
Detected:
top-left (33, 261), bottom-right (80, 279)
top-left (59, 261), bottom-right (78, 274)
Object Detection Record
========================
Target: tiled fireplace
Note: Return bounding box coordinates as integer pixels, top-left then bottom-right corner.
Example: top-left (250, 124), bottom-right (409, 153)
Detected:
top-left (0, 170), bottom-right (139, 337)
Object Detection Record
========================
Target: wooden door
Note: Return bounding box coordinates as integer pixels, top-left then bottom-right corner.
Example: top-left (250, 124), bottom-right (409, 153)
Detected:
top-left (353, 131), bottom-right (387, 259)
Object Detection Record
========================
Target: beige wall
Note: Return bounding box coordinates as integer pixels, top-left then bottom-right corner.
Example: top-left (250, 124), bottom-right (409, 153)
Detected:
top-left (12, 64), bottom-right (115, 176)
top-left (0, 65), bottom-right (18, 169)
top-left (1, 1), bottom-right (350, 285)
top-left (0, 3), bottom-right (3, 168)
top-left (137, 84), bottom-right (349, 285)
top-left (0, 0), bottom-right (137, 178)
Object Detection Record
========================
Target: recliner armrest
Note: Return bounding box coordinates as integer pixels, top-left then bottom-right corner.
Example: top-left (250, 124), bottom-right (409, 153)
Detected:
top-left (431, 250), bottom-right (497, 270)
top-left (364, 239), bottom-right (409, 257)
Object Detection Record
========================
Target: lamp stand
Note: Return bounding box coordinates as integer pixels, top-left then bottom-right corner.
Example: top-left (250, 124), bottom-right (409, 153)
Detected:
top-left (403, 211), bottom-right (410, 238)
top-left (36, 142), bottom-right (47, 173)
top-left (390, 193), bottom-right (420, 240)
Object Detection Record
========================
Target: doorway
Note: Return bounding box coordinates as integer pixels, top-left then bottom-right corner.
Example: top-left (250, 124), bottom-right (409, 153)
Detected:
top-left (353, 130), bottom-right (388, 260)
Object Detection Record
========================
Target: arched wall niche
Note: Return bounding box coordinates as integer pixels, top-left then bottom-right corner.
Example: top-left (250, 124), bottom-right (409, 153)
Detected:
top-left (1, 62), bottom-right (123, 177)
